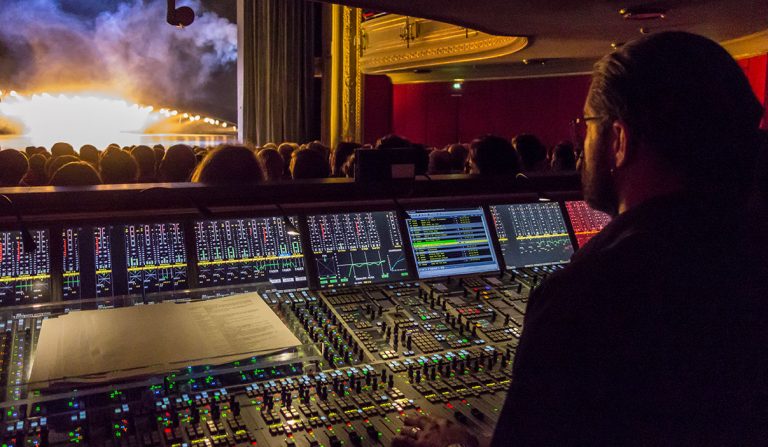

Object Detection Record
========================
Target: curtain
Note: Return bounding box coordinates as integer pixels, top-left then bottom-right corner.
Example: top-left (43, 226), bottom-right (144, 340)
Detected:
top-left (241, 0), bottom-right (317, 145)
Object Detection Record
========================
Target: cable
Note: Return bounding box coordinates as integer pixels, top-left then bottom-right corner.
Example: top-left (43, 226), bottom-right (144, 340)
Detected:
top-left (275, 203), bottom-right (300, 236)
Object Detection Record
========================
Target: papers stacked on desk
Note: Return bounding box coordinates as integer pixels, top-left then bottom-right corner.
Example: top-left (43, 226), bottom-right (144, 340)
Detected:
top-left (30, 293), bottom-right (301, 386)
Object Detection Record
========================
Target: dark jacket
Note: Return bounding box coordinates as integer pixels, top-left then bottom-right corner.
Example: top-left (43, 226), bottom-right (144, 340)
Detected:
top-left (493, 193), bottom-right (768, 446)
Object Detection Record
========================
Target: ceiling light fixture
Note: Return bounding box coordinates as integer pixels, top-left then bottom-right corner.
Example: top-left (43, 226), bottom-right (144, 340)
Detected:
top-left (619, 6), bottom-right (667, 20)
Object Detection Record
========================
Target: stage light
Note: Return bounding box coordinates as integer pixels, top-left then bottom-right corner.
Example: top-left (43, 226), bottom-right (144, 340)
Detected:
top-left (452, 81), bottom-right (463, 91)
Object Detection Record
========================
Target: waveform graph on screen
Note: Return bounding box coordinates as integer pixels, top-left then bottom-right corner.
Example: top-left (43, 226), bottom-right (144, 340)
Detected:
top-left (565, 201), bottom-right (612, 249)
top-left (194, 217), bottom-right (306, 290)
top-left (0, 230), bottom-right (50, 305)
top-left (308, 211), bottom-right (410, 287)
top-left (124, 223), bottom-right (188, 295)
top-left (490, 202), bottom-right (574, 268)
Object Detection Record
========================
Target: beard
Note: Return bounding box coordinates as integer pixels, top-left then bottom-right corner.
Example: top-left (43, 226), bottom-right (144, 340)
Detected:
top-left (581, 134), bottom-right (619, 216)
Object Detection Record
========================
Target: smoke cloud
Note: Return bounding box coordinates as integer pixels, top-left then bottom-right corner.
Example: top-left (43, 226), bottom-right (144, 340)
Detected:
top-left (0, 0), bottom-right (237, 120)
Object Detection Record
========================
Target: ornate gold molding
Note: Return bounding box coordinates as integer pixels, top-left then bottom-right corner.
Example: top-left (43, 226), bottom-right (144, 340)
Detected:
top-left (329, 5), bottom-right (363, 150)
top-left (361, 15), bottom-right (528, 73)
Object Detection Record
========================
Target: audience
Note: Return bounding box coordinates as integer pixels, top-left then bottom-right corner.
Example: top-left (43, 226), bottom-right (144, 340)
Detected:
top-left (513, 133), bottom-right (548, 172)
top-left (291, 148), bottom-right (330, 179)
top-left (550, 140), bottom-right (577, 171)
top-left (131, 145), bottom-right (157, 182)
top-left (192, 145), bottom-right (262, 184)
top-left (0, 149), bottom-right (29, 186)
top-left (23, 154), bottom-right (48, 186)
top-left (152, 145), bottom-right (166, 172)
top-left (50, 162), bottom-right (102, 186)
top-left (377, 134), bottom-right (411, 150)
top-left (0, 131), bottom-right (584, 188)
top-left (428, 149), bottom-right (454, 175)
top-left (277, 143), bottom-right (298, 178)
top-left (468, 135), bottom-right (521, 176)
top-left (257, 148), bottom-right (284, 182)
top-left (46, 155), bottom-right (80, 180)
top-left (100, 150), bottom-right (139, 184)
top-left (51, 142), bottom-right (77, 158)
top-left (331, 142), bottom-right (361, 177)
top-left (159, 144), bottom-right (196, 182)
top-left (447, 144), bottom-right (469, 173)
top-left (80, 145), bottom-right (100, 167)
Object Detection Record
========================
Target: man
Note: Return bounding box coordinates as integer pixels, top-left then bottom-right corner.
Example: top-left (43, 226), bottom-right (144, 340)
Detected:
top-left (393, 31), bottom-right (768, 447)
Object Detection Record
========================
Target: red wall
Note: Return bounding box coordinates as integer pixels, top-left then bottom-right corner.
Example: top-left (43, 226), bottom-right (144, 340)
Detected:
top-left (363, 53), bottom-right (768, 147)
top-left (391, 75), bottom-right (592, 148)
top-left (737, 54), bottom-right (768, 128)
top-left (363, 75), bottom-right (393, 145)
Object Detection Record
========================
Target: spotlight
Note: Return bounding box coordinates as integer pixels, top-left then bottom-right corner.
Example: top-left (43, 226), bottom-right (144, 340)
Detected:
top-left (167, 0), bottom-right (195, 28)
top-left (452, 81), bottom-right (463, 91)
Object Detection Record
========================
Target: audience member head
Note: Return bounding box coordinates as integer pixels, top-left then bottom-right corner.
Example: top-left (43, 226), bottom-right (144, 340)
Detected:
top-left (79, 145), bottom-right (100, 167)
top-left (278, 143), bottom-right (298, 177)
top-left (46, 155), bottom-right (80, 181)
top-left (307, 141), bottom-right (331, 164)
top-left (25, 146), bottom-right (42, 158)
top-left (512, 134), bottom-right (548, 172)
top-left (153, 145), bottom-right (166, 171)
top-left (585, 31), bottom-right (764, 214)
top-left (100, 150), bottom-right (139, 184)
top-left (342, 153), bottom-right (356, 178)
top-left (290, 148), bottom-right (330, 179)
top-left (131, 145), bottom-right (156, 182)
top-left (428, 149), bottom-right (454, 175)
top-left (50, 162), bottom-right (102, 186)
top-left (332, 142), bottom-right (360, 177)
top-left (159, 144), bottom-right (196, 182)
top-left (256, 148), bottom-right (284, 182)
top-left (0, 149), bottom-right (29, 186)
top-left (263, 143), bottom-right (278, 151)
top-left (102, 145), bottom-right (122, 158)
top-left (51, 142), bottom-right (76, 157)
top-left (376, 134), bottom-right (411, 150)
top-left (195, 149), bottom-right (208, 164)
top-left (550, 141), bottom-right (577, 172)
top-left (410, 143), bottom-right (430, 175)
top-left (23, 154), bottom-right (48, 186)
top-left (469, 135), bottom-right (520, 176)
top-left (447, 144), bottom-right (469, 172)
top-left (191, 145), bottom-right (262, 184)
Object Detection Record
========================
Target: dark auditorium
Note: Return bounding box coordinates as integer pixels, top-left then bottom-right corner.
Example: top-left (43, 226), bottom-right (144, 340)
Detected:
top-left (0, 0), bottom-right (766, 445)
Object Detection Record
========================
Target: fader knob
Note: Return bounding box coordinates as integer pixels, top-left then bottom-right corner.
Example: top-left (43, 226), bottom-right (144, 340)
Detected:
top-left (470, 408), bottom-right (486, 421)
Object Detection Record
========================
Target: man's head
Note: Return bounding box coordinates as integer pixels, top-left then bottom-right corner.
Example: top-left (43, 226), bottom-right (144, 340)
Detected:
top-left (469, 135), bottom-right (520, 176)
top-left (582, 31), bottom-right (764, 215)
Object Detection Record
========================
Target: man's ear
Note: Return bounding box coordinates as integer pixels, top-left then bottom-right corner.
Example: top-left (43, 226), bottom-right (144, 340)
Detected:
top-left (611, 120), bottom-right (631, 169)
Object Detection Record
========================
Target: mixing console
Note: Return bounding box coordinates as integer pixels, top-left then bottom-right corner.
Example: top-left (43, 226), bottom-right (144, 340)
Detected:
top-left (0, 230), bottom-right (50, 306)
top-left (490, 202), bottom-right (574, 268)
top-left (0, 267), bottom-right (544, 446)
top-left (125, 223), bottom-right (188, 295)
top-left (564, 201), bottom-right (612, 248)
top-left (62, 227), bottom-right (115, 300)
top-left (0, 196), bottom-right (606, 445)
top-left (405, 208), bottom-right (499, 278)
top-left (309, 212), bottom-right (410, 287)
top-left (196, 217), bottom-right (307, 290)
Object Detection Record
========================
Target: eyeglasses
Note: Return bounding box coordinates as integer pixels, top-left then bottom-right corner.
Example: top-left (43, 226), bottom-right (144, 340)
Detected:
top-left (570, 115), bottom-right (607, 142)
